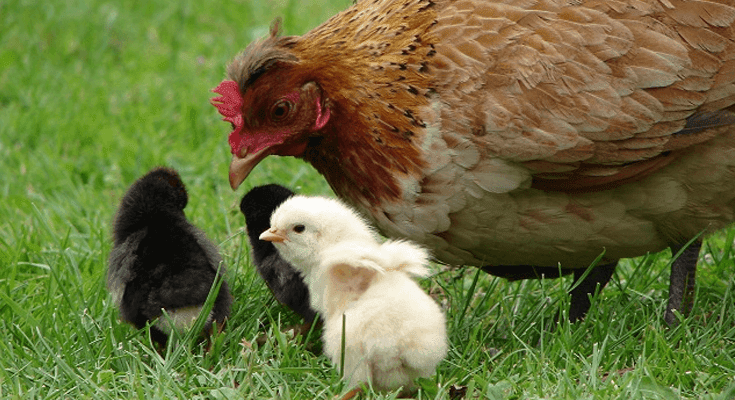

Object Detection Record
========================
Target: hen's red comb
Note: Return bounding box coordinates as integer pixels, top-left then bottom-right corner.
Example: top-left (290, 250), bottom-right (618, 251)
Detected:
top-left (211, 80), bottom-right (244, 154)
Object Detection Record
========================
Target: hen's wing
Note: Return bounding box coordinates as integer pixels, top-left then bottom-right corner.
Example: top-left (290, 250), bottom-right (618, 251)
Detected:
top-left (430, 0), bottom-right (735, 192)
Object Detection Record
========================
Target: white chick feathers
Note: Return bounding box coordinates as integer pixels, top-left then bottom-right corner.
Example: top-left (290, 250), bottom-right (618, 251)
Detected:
top-left (260, 195), bottom-right (448, 393)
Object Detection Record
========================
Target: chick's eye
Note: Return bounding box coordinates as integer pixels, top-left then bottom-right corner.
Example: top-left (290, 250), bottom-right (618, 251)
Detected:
top-left (293, 224), bottom-right (305, 233)
top-left (270, 100), bottom-right (293, 121)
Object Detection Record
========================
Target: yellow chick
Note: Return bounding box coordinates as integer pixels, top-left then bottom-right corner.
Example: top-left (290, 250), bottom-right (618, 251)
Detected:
top-left (260, 195), bottom-right (447, 393)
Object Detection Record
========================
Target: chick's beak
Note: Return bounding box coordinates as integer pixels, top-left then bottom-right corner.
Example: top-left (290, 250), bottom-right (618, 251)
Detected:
top-left (259, 227), bottom-right (287, 243)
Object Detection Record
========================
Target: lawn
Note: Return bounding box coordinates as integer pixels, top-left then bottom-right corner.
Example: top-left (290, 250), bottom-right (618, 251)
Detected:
top-left (1, 0), bottom-right (734, 398)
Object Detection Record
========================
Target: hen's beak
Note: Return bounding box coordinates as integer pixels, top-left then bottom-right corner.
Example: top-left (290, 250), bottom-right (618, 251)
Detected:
top-left (259, 227), bottom-right (287, 243)
top-left (229, 148), bottom-right (271, 190)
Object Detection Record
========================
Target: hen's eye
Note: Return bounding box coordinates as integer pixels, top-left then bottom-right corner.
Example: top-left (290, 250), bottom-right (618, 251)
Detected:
top-left (293, 224), bottom-right (305, 233)
top-left (270, 100), bottom-right (293, 121)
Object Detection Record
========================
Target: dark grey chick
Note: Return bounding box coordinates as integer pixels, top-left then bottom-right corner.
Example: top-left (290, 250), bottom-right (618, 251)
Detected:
top-left (107, 167), bottom-right (232, 346)
top-left (240, 184), bottom-right (317, 323)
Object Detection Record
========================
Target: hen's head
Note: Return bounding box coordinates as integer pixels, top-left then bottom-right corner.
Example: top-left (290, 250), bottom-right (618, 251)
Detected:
top-left (212, 28), bottom-right (331, 190)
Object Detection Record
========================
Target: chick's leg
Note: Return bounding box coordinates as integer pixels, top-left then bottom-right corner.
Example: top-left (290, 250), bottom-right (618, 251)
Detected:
top-left (665, 240), bottom-right (701, 326)
top-left (569, 261), bottom-right (617, 322)
top-left (337, 358), bottom-right (370, 400)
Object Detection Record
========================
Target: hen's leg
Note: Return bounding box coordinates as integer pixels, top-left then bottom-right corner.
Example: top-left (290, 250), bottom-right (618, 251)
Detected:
top-left (664, 240), bottom-right (701, 326)
top-left (569, 262), bottom-right (617, 322)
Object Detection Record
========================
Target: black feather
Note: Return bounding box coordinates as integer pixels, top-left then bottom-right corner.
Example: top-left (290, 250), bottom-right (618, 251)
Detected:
top-left (107, 167), bottom-right (232, 346)
top-left (677, 110), bottom-right (735, 135)
top-left (240, 184), bottom-right (317, 323)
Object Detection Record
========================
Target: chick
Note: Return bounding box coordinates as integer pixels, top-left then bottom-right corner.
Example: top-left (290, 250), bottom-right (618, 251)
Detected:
top-left (239, 184), bottom-right (317, 323)
top-left (260, 196), bottom-right (448, 393)
top-left (107, 167), bottom-right (232, 346)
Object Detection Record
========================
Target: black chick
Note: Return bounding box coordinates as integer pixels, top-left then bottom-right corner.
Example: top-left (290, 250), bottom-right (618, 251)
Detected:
top-left (107, 167), bottom-right (232, 346)
top-left (239, 184), bottom-right (317, 323)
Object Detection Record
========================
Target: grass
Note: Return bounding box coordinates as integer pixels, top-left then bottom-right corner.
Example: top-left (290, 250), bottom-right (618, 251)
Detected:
top-left (1, 0), bottom-right (734, 398)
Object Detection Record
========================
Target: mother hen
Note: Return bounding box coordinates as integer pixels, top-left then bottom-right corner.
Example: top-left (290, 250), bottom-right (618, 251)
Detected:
top-left (213, 0), bottom-right (735, 324)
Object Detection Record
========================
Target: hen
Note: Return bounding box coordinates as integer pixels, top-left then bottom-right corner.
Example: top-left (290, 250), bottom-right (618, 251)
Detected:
top-left (260, 195), bottom-right (447, 394)
top-left (213, 0), bottom-right (735, 323)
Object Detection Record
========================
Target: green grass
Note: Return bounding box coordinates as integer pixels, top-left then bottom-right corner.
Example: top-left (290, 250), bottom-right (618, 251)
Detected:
top-left (1, 0), bottom-right (734, 398)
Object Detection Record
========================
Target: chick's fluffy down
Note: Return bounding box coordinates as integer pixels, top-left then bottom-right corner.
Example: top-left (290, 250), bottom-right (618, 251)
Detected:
top-left (322, 265), bottom-right (447, 391)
